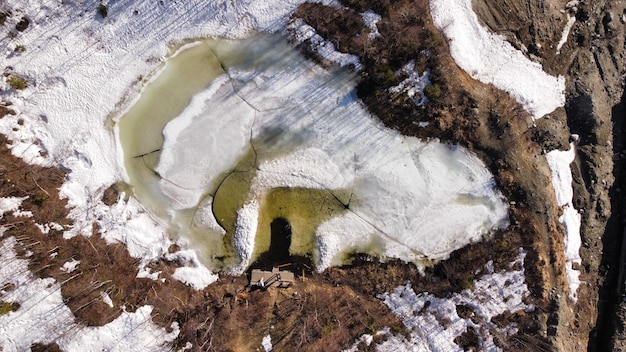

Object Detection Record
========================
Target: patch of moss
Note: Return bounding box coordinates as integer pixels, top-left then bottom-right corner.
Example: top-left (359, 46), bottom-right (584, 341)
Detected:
top-left (98, 3), bottom-right (108, 18)
top-left (0, 301), bottom-right (20, 315)
top-left (461, 276), bottom-right (475, 291)
top-left (7, 75), bottom-right (27, 90)
top-left (322, 318), bottom-right (335, 337)
top-left (33, 192), bottom-right (49, 206)
top-left (424, 83), bottom-right (442, 100)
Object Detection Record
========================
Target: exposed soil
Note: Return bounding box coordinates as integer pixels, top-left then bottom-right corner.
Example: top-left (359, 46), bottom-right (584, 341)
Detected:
top-left (474, 0), bottom-right (625, 350)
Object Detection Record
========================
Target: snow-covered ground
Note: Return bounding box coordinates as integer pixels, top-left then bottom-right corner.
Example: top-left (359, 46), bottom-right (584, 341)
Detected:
top-left (347, 250), bottom-right (533, 351)
top-left (430, 0), bottom-right (566, 118)
top-left (0, 223), bottom-right (178, 351)
top-left (546, 143), bottom-right (582, 301)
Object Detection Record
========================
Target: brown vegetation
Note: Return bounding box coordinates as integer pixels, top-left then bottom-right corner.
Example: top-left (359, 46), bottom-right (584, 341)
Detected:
top-left (31, 343), bottom-right (63, 352)
top-left (294, 0), bottom-right (467, 140)
top-left (323, 225), bottom-right (522, 299)
top-left (0, 11), bottom-right (9, 26)
top-left (15, 16), bottom-right (29, 32)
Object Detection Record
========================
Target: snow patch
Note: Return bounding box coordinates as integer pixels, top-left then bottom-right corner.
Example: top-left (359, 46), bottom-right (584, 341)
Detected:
top-left (262, 334), bottom-right (273, 351)
top-left (59, 306), bottom-right (179, 352)
top-left (232, 200), bottom-right (261, 274)
top-left (389, 61), bottom-right (431, 106)
top-left (556, 15), bottom-right (577, 54)
top-left (60, 258), bottom-right (81, 273)
top-left (546, 143), bottom-right (582, 301)
top-left (0, 236), bottom-right (76, 351)
top-left (0, 196), bottom-right (28, 217)
top-left (430, 0), bottom-right (565, 118)
top-left (36, 222), bottom-right (66, 234)
top-left (88, 195), bottom-right (172, 261)
top-left (100, 291), bottom-right (114, 308)
top-left (361, 10), bottom-right (382, 39)
top-left (137, 265), bottom-right (161, 280)
top-left (288, 18), bottom-right (362, 69)
top-left (377, 249), bottom-right (532, 351)
top-left (0, 236), bottom-right (179, 351)
top-left (165, 250), bottom-right (219, 289)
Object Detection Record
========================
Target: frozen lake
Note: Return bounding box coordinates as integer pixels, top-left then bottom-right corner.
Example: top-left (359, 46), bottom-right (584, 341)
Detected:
top-left (118, 35), bottom-right (509, 273)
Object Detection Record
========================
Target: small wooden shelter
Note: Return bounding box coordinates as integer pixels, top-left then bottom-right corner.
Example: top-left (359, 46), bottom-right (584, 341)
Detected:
top-left (250, 267), bottom-right (294, 288)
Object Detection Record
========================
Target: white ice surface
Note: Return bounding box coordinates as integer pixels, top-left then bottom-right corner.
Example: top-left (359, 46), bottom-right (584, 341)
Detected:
top-left (155, 48), bottom-right (509, 272)
top-left (546, 143), bottom-right (582, 301)
top-left (156, 76), bottom-right (254, 209)
top-left (430, 0), bottom-right (565, 118)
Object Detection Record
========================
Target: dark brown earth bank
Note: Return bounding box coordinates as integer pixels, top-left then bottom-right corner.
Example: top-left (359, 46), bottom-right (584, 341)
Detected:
top-left (0, 0), bottom-right (623, 350)
top-left (474, 0), bottom-right (625, 350)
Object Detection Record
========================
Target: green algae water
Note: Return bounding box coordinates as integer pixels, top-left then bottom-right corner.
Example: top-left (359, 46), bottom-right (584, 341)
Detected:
top-left (254, 187), bottom-right (348, 258)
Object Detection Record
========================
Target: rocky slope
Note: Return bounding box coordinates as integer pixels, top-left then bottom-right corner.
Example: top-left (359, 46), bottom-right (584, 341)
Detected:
top-left (474, 0), bottom-right (625, 350)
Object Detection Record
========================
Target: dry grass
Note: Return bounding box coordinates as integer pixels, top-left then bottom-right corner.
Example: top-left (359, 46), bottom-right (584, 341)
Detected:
top-left (30, 343), bottom-right (63, 352)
